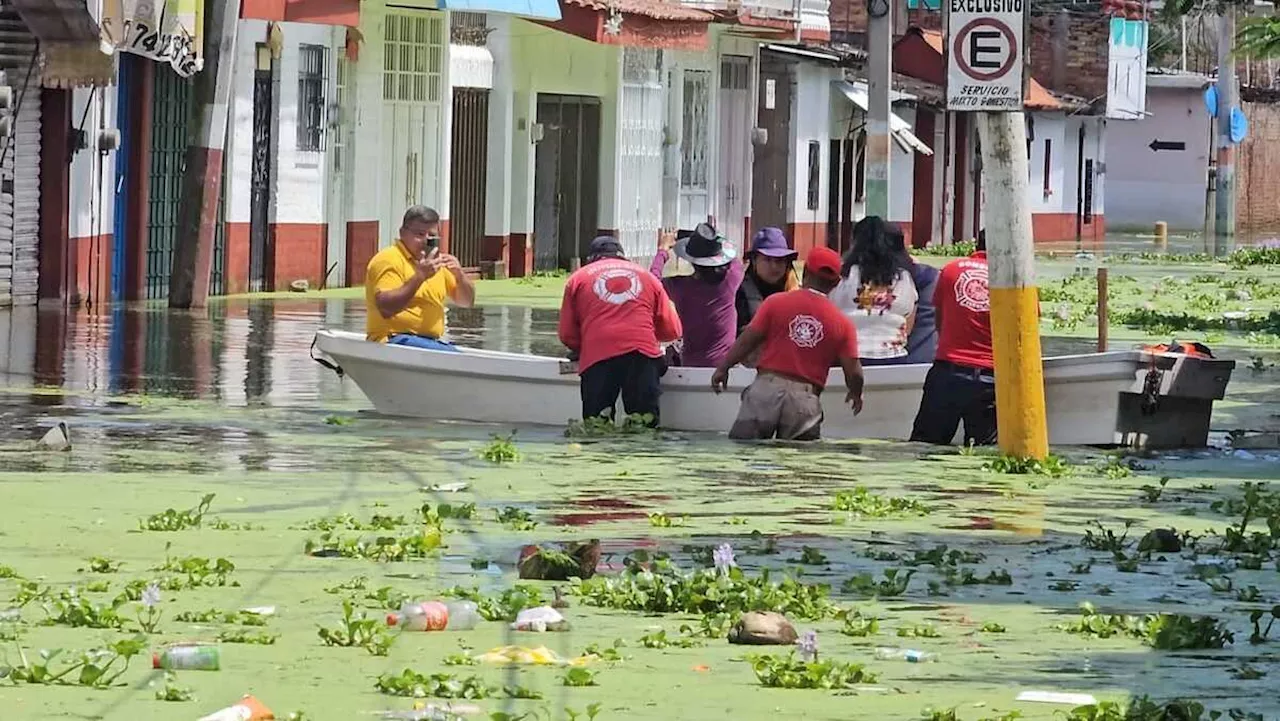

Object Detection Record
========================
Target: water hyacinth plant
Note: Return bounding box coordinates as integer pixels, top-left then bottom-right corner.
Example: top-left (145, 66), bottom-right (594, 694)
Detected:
top-left (136, 582), bottom-right (162, 634)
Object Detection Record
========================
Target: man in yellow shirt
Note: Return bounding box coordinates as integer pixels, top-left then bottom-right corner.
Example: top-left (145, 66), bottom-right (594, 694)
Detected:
top-left (365, 206), bottom-right (476, 350)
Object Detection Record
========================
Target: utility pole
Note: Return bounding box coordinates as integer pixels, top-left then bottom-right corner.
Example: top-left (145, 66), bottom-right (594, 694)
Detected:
top-left (865, 0), bottom-right (893, 218)
top-left (169, 0), bottom-right (240, 308)
top-left (1213, 6), bottom-right (1237, 258)
top-left (979, 111), bottom-right (1048, 460)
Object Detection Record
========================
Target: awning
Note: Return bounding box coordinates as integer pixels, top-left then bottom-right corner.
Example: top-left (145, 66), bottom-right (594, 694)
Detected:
top-left (8, 0), bottom-right (99, 42)
top-left (439, 0), bottom-right (562, 21)
top-left (41, 42), bottom-right (116, 89)
top-left (832, 80), bottom-right (933, 156)
top-left (100, 0), bottom-right (204, 78)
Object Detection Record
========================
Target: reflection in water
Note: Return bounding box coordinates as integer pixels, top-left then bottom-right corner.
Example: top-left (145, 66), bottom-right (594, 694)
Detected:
top-left (0, 299), bottom-right (567, 408)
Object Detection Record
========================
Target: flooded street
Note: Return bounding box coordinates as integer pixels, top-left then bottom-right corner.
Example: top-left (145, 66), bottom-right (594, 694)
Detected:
top-left (1, 254), bottom-right (1279, 720)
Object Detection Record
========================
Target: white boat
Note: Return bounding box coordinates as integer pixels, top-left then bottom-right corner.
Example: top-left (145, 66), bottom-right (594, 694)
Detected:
top-left (312, 329), bottom-right (1235, 447)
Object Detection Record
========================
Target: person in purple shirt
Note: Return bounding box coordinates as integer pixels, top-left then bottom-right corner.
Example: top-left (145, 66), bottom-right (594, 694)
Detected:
top-left (648, 222), bottom-right (744, 368)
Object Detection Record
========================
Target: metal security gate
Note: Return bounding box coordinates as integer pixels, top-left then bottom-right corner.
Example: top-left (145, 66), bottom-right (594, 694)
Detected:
top-left (448, 87), bottom-right (488, 269)
top-left (249, 45), bottom-right (274, 292)
top-left (326, 52), bottom-right (353, 287)
top-left (147, 65), bottom-right (193, 300)
top-left (617, 48), bottom-right (664, 259)
top-left (751, 51), bottom-right (793, 233)
top-left (532, 94), bottom-right (600, 271)
top-left (0, 5), bottom-right (41, 307)
top-left (210, 154), bottom-right (226, 296)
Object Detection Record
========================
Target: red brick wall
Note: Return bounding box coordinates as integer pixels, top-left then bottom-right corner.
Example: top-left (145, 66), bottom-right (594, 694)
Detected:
top-left (1027, 12), bottom-right (1109, 103)
top-left (830, 3), bottom-right (938, 36)
top-left (1237, 101), bottom-right (1280, 234)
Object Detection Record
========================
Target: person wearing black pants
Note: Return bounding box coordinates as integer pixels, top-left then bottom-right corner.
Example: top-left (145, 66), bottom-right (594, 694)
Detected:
top-left (578, 351), bottom-right (664, 424)
top-left (910, 360), bottom-right (997, 445)
top-left (909, 231), bottom-right (997, 446)
top-left (558, 237), bottom-right (683, 427)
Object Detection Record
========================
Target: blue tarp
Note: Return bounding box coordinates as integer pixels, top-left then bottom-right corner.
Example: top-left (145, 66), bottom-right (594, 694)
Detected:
top-left (438, 0), bottom-right (562, 21)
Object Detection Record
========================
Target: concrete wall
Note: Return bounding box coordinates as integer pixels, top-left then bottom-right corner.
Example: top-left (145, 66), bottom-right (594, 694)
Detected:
top-left (788, 62), bottom-right (837, 254)
top-left (1105, 87), bottom-right (1211, 231)
top-left (68, 86), bottom-right (117, 305)
top-left (224, 19), bottom-right (339, 293)
top-left (508, 21), bottom-right (620, 241)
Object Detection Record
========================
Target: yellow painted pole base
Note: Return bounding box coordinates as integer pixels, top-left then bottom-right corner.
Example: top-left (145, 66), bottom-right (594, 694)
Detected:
top-left (989, 286), bottom-right (1050, 459)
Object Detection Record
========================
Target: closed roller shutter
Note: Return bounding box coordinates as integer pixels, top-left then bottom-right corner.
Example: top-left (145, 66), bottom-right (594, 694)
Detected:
top-left (0, 3), bottom-right (40, 307)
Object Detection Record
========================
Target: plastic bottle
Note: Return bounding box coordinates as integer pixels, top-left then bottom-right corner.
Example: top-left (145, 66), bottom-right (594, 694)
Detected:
top-left (873, 647), bottom-right (935, 663)
top-left (153, 644), bottom-right (220, 671)
top-left (386, 600), bottom-right (480, 631)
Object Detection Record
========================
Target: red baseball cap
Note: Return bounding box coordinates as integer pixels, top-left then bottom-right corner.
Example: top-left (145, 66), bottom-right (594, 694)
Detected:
top-left (804, 246), bottom-right (842, 279)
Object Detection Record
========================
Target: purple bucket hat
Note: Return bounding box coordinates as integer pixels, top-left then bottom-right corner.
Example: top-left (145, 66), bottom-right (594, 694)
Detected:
top-left (749, 227), bottom-right (798, 259)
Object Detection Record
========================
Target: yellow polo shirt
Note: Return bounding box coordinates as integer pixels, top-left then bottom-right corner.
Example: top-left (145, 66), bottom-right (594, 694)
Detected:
top-left (365, 241), bottom-right (458, 342)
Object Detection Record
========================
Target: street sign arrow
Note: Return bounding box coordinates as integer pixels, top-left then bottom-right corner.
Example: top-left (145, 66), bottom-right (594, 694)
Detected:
top-left (1148, 139), bottom-right (1186, 152)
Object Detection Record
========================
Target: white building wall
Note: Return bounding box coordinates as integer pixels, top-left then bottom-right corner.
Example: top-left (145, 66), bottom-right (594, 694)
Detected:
top-left (271, 22), bottom-right (334, 226)
top-left (226, 19), bottom-right (268, 228)
top-left (69, 88), bottom-right (117, 242)
top-left (350, 6), bottom-right (386, 240)
top-left (506, 21), bottom-right (620, 238)
top-left (1104, 87), bottom-right (1209, 230)
top-left (1028, 112), bottom-right (1067, 217)
top-left (788, 63), bottom-right (835, 232)
top-left (888, 106), bottom-right (914, 226)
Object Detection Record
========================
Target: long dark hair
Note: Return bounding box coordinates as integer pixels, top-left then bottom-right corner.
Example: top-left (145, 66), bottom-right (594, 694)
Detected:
top-left (841, 216), bottom-right (908, 287)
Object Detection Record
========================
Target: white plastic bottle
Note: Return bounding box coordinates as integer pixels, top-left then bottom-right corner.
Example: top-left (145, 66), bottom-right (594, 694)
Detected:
top-left (874, 647), bottom-right (936, 663)
top-left (386, 600), bottom-right (480, 631)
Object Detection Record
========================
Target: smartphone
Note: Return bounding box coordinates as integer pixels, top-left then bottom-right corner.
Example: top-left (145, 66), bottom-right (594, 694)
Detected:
top-left (427, 245), bottom-right (440, 260)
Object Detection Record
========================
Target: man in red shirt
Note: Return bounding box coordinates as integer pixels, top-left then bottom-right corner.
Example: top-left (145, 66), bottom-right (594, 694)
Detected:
top-left (559, 236), bottom-right (683, 426)
top-left (711, 246), bottom-right (864, 441)
top-left (910, 231), bottom-right (996, 446)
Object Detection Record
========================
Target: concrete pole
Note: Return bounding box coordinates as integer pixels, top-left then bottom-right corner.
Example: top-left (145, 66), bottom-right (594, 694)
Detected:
top-left (864, 0), bottom-right (893, 218)
top-left (169, 0), bottom-right (240, 308)
top-left (977, 110), bottom-right (1048, 460)
top-left (1213, 7), bottom-right (1237, 258)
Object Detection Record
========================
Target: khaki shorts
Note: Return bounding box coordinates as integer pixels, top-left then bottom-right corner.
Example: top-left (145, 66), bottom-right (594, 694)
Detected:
top-left (729, 373), bottom-right (824, 441)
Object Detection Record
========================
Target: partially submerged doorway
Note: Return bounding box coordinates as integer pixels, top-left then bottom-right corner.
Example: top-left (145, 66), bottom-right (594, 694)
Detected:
top-left (532, 94), bottom-right (600, 271)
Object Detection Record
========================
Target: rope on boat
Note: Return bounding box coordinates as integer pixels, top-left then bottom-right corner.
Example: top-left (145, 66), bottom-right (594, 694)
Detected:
top-left (310, 336), bottom-right (344, 378)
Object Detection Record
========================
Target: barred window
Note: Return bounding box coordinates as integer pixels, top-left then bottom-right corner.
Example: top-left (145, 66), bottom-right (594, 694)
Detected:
top-left (297, 44), bottom-right (328, 152)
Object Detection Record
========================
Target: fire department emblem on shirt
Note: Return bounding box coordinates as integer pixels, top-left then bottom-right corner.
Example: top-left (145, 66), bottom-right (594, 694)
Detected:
top-left (955, 267), bottom-right (990, 312)
top-left (788, 314), bottom-right (825, 348)
top-left (593, 268), bottom-right (642, 305)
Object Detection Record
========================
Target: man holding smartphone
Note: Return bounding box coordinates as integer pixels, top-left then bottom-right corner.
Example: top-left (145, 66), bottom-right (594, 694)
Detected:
top-left (365, 205), bottom-right (476, 351)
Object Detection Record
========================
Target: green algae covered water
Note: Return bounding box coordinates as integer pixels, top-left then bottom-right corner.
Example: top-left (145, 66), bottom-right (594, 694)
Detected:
top-left (0, 254), bottom-right (1278, 720)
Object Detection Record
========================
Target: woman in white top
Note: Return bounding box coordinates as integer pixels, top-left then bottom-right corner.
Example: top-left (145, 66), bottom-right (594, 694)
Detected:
top-left (829, 216), bottom-right (918, 362)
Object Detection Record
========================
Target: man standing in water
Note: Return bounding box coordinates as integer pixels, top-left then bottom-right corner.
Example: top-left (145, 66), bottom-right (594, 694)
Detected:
top-left (365, 206), bottom-right (476, 350)
top-left (909, 231), bottom-right (995, 445)
top-left (711, 246), bottom-right (864, 441)
top-left (559, 236), bottom-right (683, 426)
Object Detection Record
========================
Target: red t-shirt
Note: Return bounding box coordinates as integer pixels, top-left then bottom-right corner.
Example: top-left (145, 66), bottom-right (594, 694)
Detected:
top-left (934, 251), bottom-right (994, 370)
top-left (558, 257), bottom-right (683, 373)
top-left (747, 289), bottom-right (858, 389)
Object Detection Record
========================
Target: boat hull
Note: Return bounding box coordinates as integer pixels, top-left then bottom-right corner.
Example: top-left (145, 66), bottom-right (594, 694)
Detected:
top-left (313, 330), bottom-right (1169, 446)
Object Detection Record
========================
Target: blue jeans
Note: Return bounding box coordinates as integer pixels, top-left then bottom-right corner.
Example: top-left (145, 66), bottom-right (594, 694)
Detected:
top-left (388, 334), bottom-right (461, 352)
